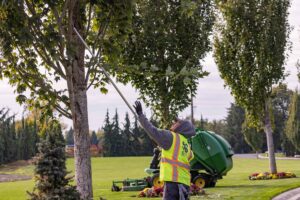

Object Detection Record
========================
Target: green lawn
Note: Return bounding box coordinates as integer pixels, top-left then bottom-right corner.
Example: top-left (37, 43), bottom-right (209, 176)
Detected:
top-left (0, 157), bottom-right (299, 200)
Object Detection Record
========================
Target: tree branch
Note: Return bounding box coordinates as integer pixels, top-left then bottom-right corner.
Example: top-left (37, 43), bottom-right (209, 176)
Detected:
top-left (52, 6), bottom-right (67, 61)
top-left (85, 12), bottom-right (111, 84)
top-left (54, 103), bottom-right (72, 119)
top-left (85, 3), bottom-right (93, 39)
top-left (24, 1), bottom-right (67, 79)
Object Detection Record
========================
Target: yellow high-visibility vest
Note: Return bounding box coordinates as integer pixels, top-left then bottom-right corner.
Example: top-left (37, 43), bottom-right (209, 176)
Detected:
top-left (160, 131), bottom-right (193, 186)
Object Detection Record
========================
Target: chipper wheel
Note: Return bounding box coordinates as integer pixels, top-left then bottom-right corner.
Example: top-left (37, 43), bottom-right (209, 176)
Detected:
top-left (151, 173), bottom-right (164, 188)
top-left (192, 173), bottom-right (212, 188)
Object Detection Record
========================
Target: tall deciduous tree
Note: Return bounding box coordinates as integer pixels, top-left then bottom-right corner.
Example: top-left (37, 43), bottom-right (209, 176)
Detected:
top-left (0, 1), bottom-right (133, 198)
top-left (214, 0), bottom-right (290, 173)
top-left (120, 0), bottom-right (214, 127)
top-left (285, 90), bottom-right (300, 151)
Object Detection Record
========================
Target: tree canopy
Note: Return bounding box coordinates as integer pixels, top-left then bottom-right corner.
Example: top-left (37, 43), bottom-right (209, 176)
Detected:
top-left (214, 0), bottom-right (290, 123)
top-left (214, 0), bottom-right (291, 173)
top-left (0, 0), bottom-right (133, 198)
top-left (119, 0), bottom-right (214, 127)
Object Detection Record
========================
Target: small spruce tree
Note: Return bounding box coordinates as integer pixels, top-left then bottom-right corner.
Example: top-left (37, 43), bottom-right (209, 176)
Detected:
top-left (28, 121), bottom-right (80, 200)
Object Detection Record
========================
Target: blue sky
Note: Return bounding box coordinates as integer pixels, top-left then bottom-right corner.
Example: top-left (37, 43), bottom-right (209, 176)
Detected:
top-left (0, 0), bottom-right (299, 131)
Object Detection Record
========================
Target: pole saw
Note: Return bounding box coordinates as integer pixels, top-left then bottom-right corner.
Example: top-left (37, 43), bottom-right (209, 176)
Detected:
top-left (73, 27), bottom-right (138, 119)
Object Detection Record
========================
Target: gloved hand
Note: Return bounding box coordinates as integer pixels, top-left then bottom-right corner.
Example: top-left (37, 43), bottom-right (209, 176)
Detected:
top-left (133, 101), bottom-right (143, 115)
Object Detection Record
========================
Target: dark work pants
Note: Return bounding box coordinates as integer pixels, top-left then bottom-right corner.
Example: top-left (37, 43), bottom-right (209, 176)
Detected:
top-left (163, 182), bottom-right (190, 200)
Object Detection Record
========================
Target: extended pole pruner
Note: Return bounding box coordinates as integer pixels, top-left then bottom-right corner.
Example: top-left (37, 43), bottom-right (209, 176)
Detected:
top-left (73, 27), bottom-right (138, 119)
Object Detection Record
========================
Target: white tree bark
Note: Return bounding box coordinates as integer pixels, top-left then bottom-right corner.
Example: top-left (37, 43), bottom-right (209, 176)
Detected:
top-left (65, 1), bottom-right (93, 197)
top-left (66, 58), bottom-right (93, 199)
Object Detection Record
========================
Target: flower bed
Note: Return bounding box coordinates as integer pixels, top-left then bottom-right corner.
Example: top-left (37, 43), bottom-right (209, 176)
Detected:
top-left (249, 172), bottom-right (296, 180)
top-left (138, 183), bottom-right (205, 198)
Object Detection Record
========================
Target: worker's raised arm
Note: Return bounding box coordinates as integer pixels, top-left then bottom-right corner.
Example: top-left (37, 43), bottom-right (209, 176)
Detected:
top-left (133, 101), bottom-right (173, 150)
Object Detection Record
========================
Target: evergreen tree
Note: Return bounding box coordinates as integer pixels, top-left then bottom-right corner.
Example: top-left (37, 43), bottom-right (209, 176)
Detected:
top-left (121, 113), bottom-right (141, 156)
top-left (205, 120), bottom-right (227, 136)
top-left (111, 109), bottom-right (121, 156)
top-left (139, 117), bottom-right (157, 156)
top-left (1, 111), bottom-right (16, 163)
top-left (132, 118), bottom-right (143, 156)
top-left (121, 113), bottom-right (131, 156)
top-left (23, 120), bottom-right (31, 160)
top-left (0, 109), bottom-right (9, 163)
top-left (28, 121), bottom-right (80, 200)
top-left (65, 128), bottom-right (74, 146)
top-left (199, 115), bottom-right (205, 130)
top-left (225, 104), bottom-right (252, 153)
top-left (0, 108), bottom-right (40, 164)
top-left (102, 110), bottom-right (113, 157)
top-left (90, 131), bottom-right (98, 146)
top-left (16, 116), bottom-right (39, 160)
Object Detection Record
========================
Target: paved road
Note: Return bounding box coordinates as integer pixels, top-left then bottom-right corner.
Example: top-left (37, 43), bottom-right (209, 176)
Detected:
top-left (233, 154), bottom-right (258, 158)
top-left (233, 154), bottom-right (300, 160)
top-left (272, 187), bottom-right (300, 200)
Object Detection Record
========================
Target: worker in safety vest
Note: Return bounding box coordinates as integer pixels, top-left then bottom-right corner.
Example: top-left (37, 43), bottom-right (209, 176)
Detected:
top-left (133, 101), bottom-right (195, 200)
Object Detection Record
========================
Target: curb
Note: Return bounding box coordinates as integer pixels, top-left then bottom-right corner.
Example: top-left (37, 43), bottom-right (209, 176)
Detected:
top-left (272, 187), bottom-right (300, 200)
top-left (258, 155), bottom-right (300, 160)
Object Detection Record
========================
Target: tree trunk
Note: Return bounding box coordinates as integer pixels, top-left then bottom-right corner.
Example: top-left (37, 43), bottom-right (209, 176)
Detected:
top-left (72, 86), bottom-right (92, 199)
top-left (264, 100), bottom-right (277, 174)
top-left (65, 1), bottom-right (93, 198)
top-left (66, 58), bottom-right (93, 199)
top-left (161, 104), bottom-right (171, 128)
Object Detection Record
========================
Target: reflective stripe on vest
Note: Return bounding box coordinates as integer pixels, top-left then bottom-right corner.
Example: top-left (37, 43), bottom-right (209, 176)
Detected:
top-left (161, 157), bottom-right (190, 170)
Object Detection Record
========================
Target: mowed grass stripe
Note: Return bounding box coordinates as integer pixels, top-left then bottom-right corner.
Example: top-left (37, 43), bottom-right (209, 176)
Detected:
top-left (0, 157), bottom-right (299, 200)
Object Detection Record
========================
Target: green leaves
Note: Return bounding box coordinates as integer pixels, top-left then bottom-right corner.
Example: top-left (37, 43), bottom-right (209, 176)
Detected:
top-left (16, 94), bottom-right (27, 104)
top-left (0, 0), bottom-right (134, 120)
top-left (100, 87), bottom-right (108, 94)
top-left (119, 0), bottom-right (214, 127)
top-left (214, 0), bottom-right (291, 124)
top-left (285, 90), bottom-right (300, 151)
